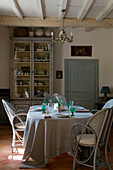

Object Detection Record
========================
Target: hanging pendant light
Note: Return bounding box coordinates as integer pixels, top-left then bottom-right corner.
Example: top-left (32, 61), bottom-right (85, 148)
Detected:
top-left (51, 9), bottom-right (73, 44)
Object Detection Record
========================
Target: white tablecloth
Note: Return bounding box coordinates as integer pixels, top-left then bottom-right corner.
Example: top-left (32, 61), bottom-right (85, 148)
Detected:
top-left (20, 105), bottom-right (93, 168)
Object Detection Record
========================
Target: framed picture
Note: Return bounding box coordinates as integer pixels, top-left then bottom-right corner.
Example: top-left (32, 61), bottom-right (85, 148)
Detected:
top-left (56, 71), bottom-right (63, 79)
top-left (71, 46), bottom-right (92, 56)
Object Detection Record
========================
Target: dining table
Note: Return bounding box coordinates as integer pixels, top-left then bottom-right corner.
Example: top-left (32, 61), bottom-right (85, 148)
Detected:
top-left (20, 105), bottom-right (93, 168)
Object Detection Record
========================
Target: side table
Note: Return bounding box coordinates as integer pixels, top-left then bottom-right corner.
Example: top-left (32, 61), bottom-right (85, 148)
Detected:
top-left (95, 102), bottom-right (105, 110)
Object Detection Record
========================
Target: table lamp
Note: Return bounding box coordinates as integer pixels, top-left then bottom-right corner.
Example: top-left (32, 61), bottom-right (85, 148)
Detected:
top-left (100, 86), bottom-right (111, 102)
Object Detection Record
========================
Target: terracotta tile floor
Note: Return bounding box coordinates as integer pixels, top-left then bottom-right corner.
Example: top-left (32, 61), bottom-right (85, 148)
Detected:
top-left (0, 124), bottom-right (113, 170)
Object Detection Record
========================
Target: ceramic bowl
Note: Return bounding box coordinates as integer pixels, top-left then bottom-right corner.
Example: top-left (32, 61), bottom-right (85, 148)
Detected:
top-left (35, 29), bottom-right (44, 37)
top-left (45, 30), bottom-right (51, 37)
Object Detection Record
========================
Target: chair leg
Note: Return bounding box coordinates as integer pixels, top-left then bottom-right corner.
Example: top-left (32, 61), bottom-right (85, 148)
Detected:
top-left (12, 129), bottom-right (16, 153)
top-left (105, 144), bottom-right (112, 170)
top-left (96, 147), bottom-right (101, 165)
top-left (107, 143), bottom-right (111, 152)
top-left (73, 157), bottom-right (76, 170)
top-left (11, 146), bottom-right (14, 153)
top-left (72, 149), bottom-right (78, 170)
top-left (93, 148), bottom-right (97, 170)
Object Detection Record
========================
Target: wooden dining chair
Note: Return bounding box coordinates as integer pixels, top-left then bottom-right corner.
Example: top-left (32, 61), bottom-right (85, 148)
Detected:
top-left (2, 99), bottom-right (27, 153)
top-left (102, 99), bottom-right (113, 109)
top-left (70, 108), bottom-right (113, 170)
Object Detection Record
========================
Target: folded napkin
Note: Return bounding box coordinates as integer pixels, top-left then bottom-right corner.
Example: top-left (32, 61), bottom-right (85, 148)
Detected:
top-left (55, 114), bottom-right (71, 118)
top-left (44, 115), bottom-right (52, 119)
top-left (61, 109), bottom-right (67, 111)
top-left (30, 109), bottom-right (42, 112)
top-left (75, 109), bottom-right (90, 113)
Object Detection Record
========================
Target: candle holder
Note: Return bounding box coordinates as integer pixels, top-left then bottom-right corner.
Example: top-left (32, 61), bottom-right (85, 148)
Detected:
top-left (51, 9), bottom-right (73, 44)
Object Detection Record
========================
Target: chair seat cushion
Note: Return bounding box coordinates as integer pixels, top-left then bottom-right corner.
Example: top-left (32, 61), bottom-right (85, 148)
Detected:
top-left (76, 134), bottom-right (96, 146)
top-left (15, 122), bottom-right (25, 129)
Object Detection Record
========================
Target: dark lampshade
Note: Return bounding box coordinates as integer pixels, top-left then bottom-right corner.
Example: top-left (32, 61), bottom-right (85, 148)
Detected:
top-left (100, 86), bottom-right (111, 95)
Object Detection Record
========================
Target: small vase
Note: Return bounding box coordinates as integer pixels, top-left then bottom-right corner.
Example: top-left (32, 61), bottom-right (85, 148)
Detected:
top-left (57, 107), bottom-right (61, 113)
top-left (29, 31), bottom-right (34, 37)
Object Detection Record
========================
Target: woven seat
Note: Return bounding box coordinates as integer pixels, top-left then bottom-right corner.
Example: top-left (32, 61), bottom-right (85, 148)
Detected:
top-left (2, 99), bottom-right (27, 153)
top-left (70, 108), bottom-right (113, 170)
top-left (76, 134), bottom-right (95, 146)
top-left (15, 122), bottom-right (26, 129)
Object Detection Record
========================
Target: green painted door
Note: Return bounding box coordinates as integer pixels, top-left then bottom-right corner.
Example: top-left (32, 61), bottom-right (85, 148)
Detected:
top-left (64, 59), bottom-right (99, 109)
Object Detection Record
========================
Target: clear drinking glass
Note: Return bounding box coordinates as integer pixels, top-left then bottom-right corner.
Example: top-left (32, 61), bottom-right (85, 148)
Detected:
top-left (48, 103), bottom-right (54, 116)
top-left (71, 101), bottom-right (74, 106)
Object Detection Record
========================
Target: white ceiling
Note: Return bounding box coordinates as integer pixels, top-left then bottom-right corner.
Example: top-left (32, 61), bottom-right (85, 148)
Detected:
top-left (0, 0), bottom-right (113, 28)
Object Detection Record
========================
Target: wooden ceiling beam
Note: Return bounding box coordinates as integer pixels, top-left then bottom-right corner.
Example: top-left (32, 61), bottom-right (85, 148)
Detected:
top-left (35, 0), bottom-right (44, 20)
top-left (59, 0), bottom-right (68, 21)
top-left (77, 0), bottom-right (94, 21)
top-left (96, 0), bottom-right (113, 21)
top-left (9, 0), bottom-right (24, 19)
top-left (1, 16), bottom-right (113, 28)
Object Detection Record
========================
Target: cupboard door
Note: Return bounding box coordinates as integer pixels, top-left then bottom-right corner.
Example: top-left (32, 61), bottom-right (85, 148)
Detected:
top-left (10, 37), bottom-right (54, 105)
top-left (33, 42), bottom-right (50, 99)
top-left (13, 41), bottom-right (31, 99)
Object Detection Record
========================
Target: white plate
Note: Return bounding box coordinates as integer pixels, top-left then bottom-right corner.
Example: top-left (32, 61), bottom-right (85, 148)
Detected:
top-left (73, 106), bottom-right (85, 110)
top-left (74, 115), bottom-right (91, 118)
top-left (74, 113), bottom-right (93, 118)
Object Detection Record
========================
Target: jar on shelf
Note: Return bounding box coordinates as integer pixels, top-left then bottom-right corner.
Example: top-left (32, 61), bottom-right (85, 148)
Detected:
top-left (29, 31), bottom-right (34, 37)
top-left (24, 89), bottom-right (29, 98)
top-left (45, 54), bottom-right (49, 60)
top-left (35, 29), bottom-right (44, 37)
top-left (44, 46), bottom-right (48, 51)
top-left (45, 30), bottom-right (51, 37)
top-left (48, 44), bottom-right (50, 51)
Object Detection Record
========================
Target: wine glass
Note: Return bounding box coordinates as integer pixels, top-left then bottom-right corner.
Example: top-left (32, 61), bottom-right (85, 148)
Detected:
top-left (66, 102), bottom-right (71, 110)
top-left (42, 105), bottom-right (46, 113)
top-left (70, 107), bottom-right (75, 116)
top-left (44, 100), bottom-right (48, 105)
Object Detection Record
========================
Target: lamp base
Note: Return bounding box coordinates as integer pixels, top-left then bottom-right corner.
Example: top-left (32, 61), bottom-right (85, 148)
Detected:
top-left (103, 94), bottom-right (107, 103)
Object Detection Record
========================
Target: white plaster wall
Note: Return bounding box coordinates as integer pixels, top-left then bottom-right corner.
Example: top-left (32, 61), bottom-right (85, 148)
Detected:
top-left (0, 26), bottom-right (9, 88)
top-left (54, 27), bottom-right (113, 96)
top-left (0, 26), bottom-right (113, 97)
